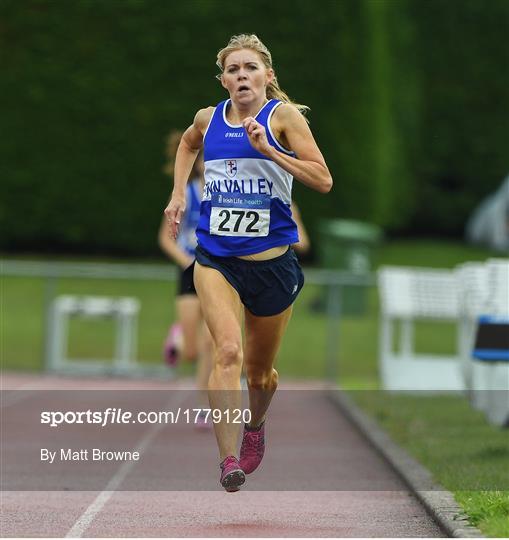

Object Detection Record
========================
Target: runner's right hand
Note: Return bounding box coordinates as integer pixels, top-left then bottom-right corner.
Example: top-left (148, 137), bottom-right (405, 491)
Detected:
top-left (164, 194), bottom-right (186, 240)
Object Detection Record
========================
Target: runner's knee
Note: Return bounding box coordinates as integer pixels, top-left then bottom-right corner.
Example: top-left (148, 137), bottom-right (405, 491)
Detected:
top-left (247, 367), bottom-right (278, 390)
top-left (215, 341), bottom-right (243, 370)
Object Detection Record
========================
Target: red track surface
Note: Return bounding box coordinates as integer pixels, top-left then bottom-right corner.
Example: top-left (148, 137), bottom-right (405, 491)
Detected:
top-left (1, 373), bottom-right (442, 537)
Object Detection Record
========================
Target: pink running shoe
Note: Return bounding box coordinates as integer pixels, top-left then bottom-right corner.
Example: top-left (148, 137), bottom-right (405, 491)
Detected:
top-left (163, 323), bottom-right (182, 367)
top-left (239, 422), bottom-right (265, 474)
top-left (220, 456), bottom-right (245, 492)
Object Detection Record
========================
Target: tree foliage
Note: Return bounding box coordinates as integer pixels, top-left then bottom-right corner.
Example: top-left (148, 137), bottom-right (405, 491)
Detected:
top-left (1, 0), bottom-right (507, 254)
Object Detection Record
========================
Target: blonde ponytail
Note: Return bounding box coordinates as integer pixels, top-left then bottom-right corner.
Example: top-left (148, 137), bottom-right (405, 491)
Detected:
top-left (216, 34), bottom-right (309, 117)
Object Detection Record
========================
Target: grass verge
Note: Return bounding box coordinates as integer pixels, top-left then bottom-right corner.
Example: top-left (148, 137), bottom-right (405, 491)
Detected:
top-left (351, 388), bottom-right (509, 536)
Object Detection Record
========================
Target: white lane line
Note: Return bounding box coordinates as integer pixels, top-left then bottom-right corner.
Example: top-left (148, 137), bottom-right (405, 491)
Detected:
top-left (65, 389), bottom-right (188, 538)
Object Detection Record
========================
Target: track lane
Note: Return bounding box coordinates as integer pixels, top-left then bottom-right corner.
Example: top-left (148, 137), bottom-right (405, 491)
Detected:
top-left (1, 373), bottom-right (442, 537)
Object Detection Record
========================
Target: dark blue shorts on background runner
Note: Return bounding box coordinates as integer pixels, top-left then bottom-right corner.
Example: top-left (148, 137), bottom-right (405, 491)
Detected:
top-left (176, 267), bottom-right (197, 297)
top-left (185, 245), bottom-right (304, 317)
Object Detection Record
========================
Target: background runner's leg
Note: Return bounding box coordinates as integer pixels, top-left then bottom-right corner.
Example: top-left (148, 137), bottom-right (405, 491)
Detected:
top-left (195, 322), bottom-right (213, 409)
top-left (176, 295), bottom-right (202, 361)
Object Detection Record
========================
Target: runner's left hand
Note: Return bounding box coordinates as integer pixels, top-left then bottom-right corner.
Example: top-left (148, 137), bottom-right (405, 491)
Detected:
top-left (243, 117), bottom-right (271, 155)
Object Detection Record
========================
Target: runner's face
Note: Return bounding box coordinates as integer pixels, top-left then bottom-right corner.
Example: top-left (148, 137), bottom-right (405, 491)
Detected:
top-left (221, 49), bottom-right (274, 105)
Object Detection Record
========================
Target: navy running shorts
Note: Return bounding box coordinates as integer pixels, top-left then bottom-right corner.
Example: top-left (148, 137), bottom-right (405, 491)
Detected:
top-left (177, 265), bottom-right (197, 297)
top-left (189, 245), bottom-right (304, 317)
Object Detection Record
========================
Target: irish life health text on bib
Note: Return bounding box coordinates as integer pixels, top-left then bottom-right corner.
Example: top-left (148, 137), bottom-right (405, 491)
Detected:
top-left (209, 193), bottom-right (270, 237)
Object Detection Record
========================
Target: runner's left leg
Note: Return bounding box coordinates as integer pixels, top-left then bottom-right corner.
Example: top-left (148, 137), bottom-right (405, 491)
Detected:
top-left (243, 306), bottom-right (293, 427)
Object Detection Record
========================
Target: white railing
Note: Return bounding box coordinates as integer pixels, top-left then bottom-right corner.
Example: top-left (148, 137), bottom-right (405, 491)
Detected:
top-left (1, 258), bottom-right (374, 380)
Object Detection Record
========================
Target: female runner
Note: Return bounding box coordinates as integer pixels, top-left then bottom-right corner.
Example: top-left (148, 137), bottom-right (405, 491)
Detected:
top-left (165, 34), bottom-right (332, 491)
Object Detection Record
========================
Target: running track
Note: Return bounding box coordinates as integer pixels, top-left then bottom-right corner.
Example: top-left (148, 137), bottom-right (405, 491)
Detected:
top-left (1, 373), bottom-right (442, 537)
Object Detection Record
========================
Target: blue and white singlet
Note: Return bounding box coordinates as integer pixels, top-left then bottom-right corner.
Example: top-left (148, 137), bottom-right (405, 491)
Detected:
top-left (177, 178), bottom-right (202, 257)
top-left (195, 99), bottom-right (299, 257)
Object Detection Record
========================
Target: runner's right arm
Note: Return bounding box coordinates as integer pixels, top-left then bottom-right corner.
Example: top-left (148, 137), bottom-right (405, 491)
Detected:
top-left (165, 108), bottom-right (213, 239)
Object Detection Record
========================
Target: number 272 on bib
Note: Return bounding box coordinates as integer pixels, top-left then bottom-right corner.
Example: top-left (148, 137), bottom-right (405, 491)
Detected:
top-left (209, 193), bottom-right (270, 237)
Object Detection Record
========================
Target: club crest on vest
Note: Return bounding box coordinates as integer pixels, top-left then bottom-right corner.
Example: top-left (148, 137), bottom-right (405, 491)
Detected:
top-left (225, 159), bottom-right (237, 178)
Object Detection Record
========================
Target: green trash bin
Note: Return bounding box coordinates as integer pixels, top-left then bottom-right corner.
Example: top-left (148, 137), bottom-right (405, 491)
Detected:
top-left (318, 219), bottom-right (383, 315)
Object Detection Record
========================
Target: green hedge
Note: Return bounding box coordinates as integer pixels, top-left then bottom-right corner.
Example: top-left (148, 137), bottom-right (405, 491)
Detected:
top-left (1, 0), bottom-right (507, 255)
top-left (408, 0), bottom-right (509, 235)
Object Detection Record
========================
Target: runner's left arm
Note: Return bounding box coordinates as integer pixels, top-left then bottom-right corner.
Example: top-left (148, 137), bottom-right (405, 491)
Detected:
top-left (242, 104), bottom-right (333, 194)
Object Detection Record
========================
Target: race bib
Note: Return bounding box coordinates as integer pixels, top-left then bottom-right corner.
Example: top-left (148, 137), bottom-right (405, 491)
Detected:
top-left (209, 193), bottom-right (270, 237)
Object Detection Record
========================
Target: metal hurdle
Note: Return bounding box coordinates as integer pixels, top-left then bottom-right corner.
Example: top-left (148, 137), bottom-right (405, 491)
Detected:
top-left (47, 295), bottom-right (140, 375)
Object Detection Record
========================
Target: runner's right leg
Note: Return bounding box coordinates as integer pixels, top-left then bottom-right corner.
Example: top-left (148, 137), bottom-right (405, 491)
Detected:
top-left (193, 261), bottom-right (244, 460)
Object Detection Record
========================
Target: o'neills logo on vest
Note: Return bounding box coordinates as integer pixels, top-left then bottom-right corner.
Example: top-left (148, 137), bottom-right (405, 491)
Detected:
top-left (225, 159), bottom-right (237, 178)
